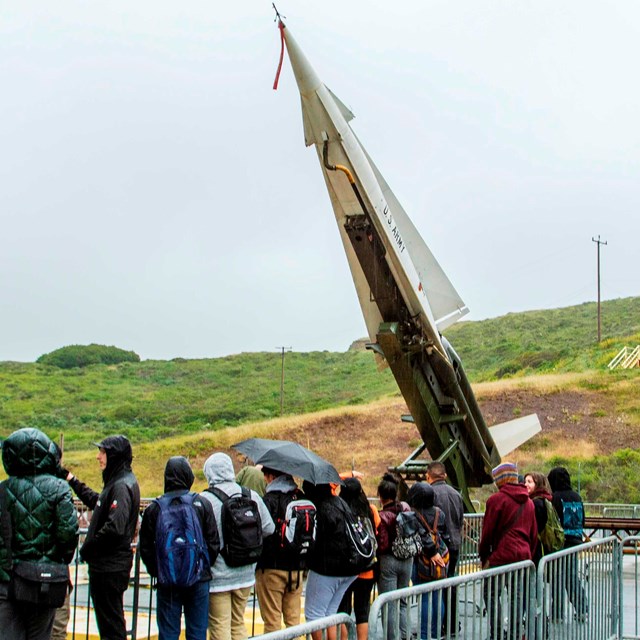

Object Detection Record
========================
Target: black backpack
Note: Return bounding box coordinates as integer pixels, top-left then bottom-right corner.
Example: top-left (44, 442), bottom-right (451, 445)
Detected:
top-left (207, 486), bottom-right (263, 567)
top-left (335, 497), bottom-right (376, 574)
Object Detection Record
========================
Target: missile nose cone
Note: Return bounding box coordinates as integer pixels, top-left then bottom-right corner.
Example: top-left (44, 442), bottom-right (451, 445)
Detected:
top-left (282, 26), bottom-right (322, 98)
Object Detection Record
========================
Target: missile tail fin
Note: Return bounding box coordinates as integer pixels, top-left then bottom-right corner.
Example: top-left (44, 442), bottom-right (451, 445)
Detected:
top-left (488, 414), bottom-right (542, 458)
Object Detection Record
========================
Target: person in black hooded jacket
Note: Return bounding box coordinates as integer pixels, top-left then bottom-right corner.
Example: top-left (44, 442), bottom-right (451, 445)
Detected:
top-left (408, 482), bottom-right (449, 640)
top-left (140, 456), bottom-right (220, 640)
top-left (65, 435), bottom-right (140, 640)
top-left (407, 482), bottom-right (449, 640)
top-left (547, 466), bottom-right (588, 622)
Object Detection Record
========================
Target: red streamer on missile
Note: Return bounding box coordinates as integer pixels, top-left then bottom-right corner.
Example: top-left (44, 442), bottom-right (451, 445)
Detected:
top-left (273, 20), bottom-right (285, 90)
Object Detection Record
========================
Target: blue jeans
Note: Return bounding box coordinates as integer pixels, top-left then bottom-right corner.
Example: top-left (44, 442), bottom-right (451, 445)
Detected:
top-left (378, 554), bottom-right (413, 639)
top-left (156, 580), bottom-right (210, 640)
top-left (412, 564), bottom-right (444, 640)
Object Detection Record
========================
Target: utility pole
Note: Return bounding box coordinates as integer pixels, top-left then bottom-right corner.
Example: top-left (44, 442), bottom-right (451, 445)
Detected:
top-left (592, 235), bottom-right (608, 343)
top-left (276, 346), bottom-right (292, 416)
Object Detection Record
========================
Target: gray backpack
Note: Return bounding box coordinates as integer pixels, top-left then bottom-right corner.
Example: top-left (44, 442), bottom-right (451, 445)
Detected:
top-left (392, 511), bottom-right (424, 559)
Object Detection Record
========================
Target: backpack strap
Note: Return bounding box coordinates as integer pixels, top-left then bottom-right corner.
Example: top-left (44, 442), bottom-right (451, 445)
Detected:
top-left (415, 510), bottom-right (434, 535)
top-left (206, 486), bottom-right (229, 503)
top-left (206, 486), bottom-right (250, 502)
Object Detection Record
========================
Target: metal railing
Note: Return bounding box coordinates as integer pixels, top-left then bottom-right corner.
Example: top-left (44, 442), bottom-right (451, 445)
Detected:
top-left (458, 512), bottom-right (483, 574)
top-left (368, 560), bottom-right (533, 640)
top-left (63, 510), bottom-right (638, 640)
top-left (536, 537), bottom-right (620, 640)
top-left (365, 539), bottom-right (623, 640)
top-left (621, 536), bottom-right (640, 640)
top-left (583, 503), bottom-right (640, 519)
top-left (258, 614), bottom-right (355, 640)
top-left (608, 346), bottom-right (640, 370)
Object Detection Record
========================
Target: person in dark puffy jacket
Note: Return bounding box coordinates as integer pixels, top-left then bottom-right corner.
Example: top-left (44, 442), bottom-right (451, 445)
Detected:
top-left (547, 466), bottom-right (588, 622)
top-left (408, 482), bottom-right (449, 640)
top-left (64, 435), bottom-right (140, 640)
top-left (0, 427), bottom-right (78, 640)
top-left (140, 456), bottom-right (219, 640)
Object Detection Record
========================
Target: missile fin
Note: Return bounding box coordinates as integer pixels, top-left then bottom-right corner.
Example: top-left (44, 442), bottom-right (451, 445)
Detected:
top-left (488, 414), bottom-right (542, 457)
top-left (327, 87), bottom-right (355, 123)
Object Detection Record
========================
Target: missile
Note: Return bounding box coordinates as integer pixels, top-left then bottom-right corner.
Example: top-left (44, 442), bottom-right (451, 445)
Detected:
top-left (277, 20), bottom-right (540, 506)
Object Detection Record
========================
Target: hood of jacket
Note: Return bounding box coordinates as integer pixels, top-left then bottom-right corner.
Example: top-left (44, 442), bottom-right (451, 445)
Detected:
top-left (407, 481), bottom-right (434, 509)
top-left (203, 452), bottom-right (235, 486)
top-left (96, 435), bottom-right (133, 484)
top-left (548, 467), bottom-right (572, 492)
top-left (500, 481), bottom-right (531, 503)
top-left (530, 487), bottom-right (553, 502)
top-left (266, 474), bottom-right (297, 494)
top-left (164, 456), bottom-right (195, 492)
top-left (2, 428), bottom-right (57, 477)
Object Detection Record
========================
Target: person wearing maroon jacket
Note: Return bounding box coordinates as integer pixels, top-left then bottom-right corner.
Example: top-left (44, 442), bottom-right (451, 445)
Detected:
top-left (479, 462), bottom-right (537, 640)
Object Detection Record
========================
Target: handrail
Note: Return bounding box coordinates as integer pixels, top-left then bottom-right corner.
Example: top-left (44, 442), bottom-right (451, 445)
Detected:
top-left (608, 345), bottom-right (640, 369)
top-left (608, 347), bottom-right (629, 369)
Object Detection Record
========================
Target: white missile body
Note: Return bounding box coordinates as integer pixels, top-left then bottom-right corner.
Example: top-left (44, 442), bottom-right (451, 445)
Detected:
top-left (280, 23), bottom-right (540, 489)
top-left (282, 27), bottom-right (468, 360)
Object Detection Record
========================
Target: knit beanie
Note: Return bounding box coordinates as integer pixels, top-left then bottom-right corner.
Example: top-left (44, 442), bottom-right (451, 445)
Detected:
top-left (492, 462), bottom-right (518, 488)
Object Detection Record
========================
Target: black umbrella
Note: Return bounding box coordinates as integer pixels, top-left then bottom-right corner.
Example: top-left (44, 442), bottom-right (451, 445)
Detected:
top-left (232, 438), bottom-right (342, 485)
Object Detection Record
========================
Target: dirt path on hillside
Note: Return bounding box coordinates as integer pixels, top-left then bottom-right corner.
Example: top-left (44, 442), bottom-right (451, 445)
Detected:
top-left (251, 387), bottom-right (636, 496)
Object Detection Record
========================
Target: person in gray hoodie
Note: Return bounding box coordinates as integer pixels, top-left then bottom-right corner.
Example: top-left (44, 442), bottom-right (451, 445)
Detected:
top-left (200, 452), bottom-right (274, 640)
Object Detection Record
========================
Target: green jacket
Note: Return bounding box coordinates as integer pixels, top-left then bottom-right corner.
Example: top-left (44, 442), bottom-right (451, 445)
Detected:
top-left (0, 428), bottom-right (79, 583)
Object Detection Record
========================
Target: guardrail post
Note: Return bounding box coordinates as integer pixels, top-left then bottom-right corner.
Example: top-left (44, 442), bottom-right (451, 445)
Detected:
top-left (129, 543), bottom-right (141, 640)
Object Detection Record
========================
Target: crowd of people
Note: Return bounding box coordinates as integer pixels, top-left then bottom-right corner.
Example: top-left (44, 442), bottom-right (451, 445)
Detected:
top-left (0, 427), bottom-right (589, 640)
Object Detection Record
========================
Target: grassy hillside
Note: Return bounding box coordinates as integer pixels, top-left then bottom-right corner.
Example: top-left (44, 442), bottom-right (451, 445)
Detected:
top-left (14, 371), bottom-right (638, 504)
top-left (1, 296), bottom-right (638, 457)
top-left (0, 351), bottom-right (396, 449)
top-left (445, 296), bottom-right (640, 380)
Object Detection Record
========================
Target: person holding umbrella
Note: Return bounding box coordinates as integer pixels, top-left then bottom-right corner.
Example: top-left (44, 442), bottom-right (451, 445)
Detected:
top-left (232, 439), bottom-right (343, 487)
top-left (232, 438), bottom-right (354, 640)
top-left (256, 467), bottom-right (309, 632)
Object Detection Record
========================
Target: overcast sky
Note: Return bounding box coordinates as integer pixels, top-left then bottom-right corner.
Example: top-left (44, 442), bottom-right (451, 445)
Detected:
top-left (2, 1), bottom-right (638, 362)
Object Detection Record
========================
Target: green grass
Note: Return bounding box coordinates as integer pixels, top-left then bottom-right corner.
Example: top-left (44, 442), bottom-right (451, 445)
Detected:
top-left (445, 296), bottom-right (640, 380)
top-left (1, 295), bottom-right (639, 460)
top-left (0, 351), bottom-right (396, 449)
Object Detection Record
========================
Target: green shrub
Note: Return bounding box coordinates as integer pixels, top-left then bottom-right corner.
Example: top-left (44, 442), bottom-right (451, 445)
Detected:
top-left (37, 344), bottom-right (140, 369)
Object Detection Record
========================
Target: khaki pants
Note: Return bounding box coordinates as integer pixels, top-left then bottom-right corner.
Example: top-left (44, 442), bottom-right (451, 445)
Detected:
top-left (255, 569), bottom-right (303, 633)
top-left (51, 593), bottom-right (70, 640)
top-left (208, 587), bottom-right (252, 640)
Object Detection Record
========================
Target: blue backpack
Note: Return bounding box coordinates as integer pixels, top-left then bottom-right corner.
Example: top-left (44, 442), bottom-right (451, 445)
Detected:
top-left (561, 500), bottom-right (584, 539)
top-left (155, 493), bottom-right (210, 587)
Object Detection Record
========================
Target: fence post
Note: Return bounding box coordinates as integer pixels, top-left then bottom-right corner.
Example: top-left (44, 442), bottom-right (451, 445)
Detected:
top-left (129, 543), bottom-right (141, 640)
